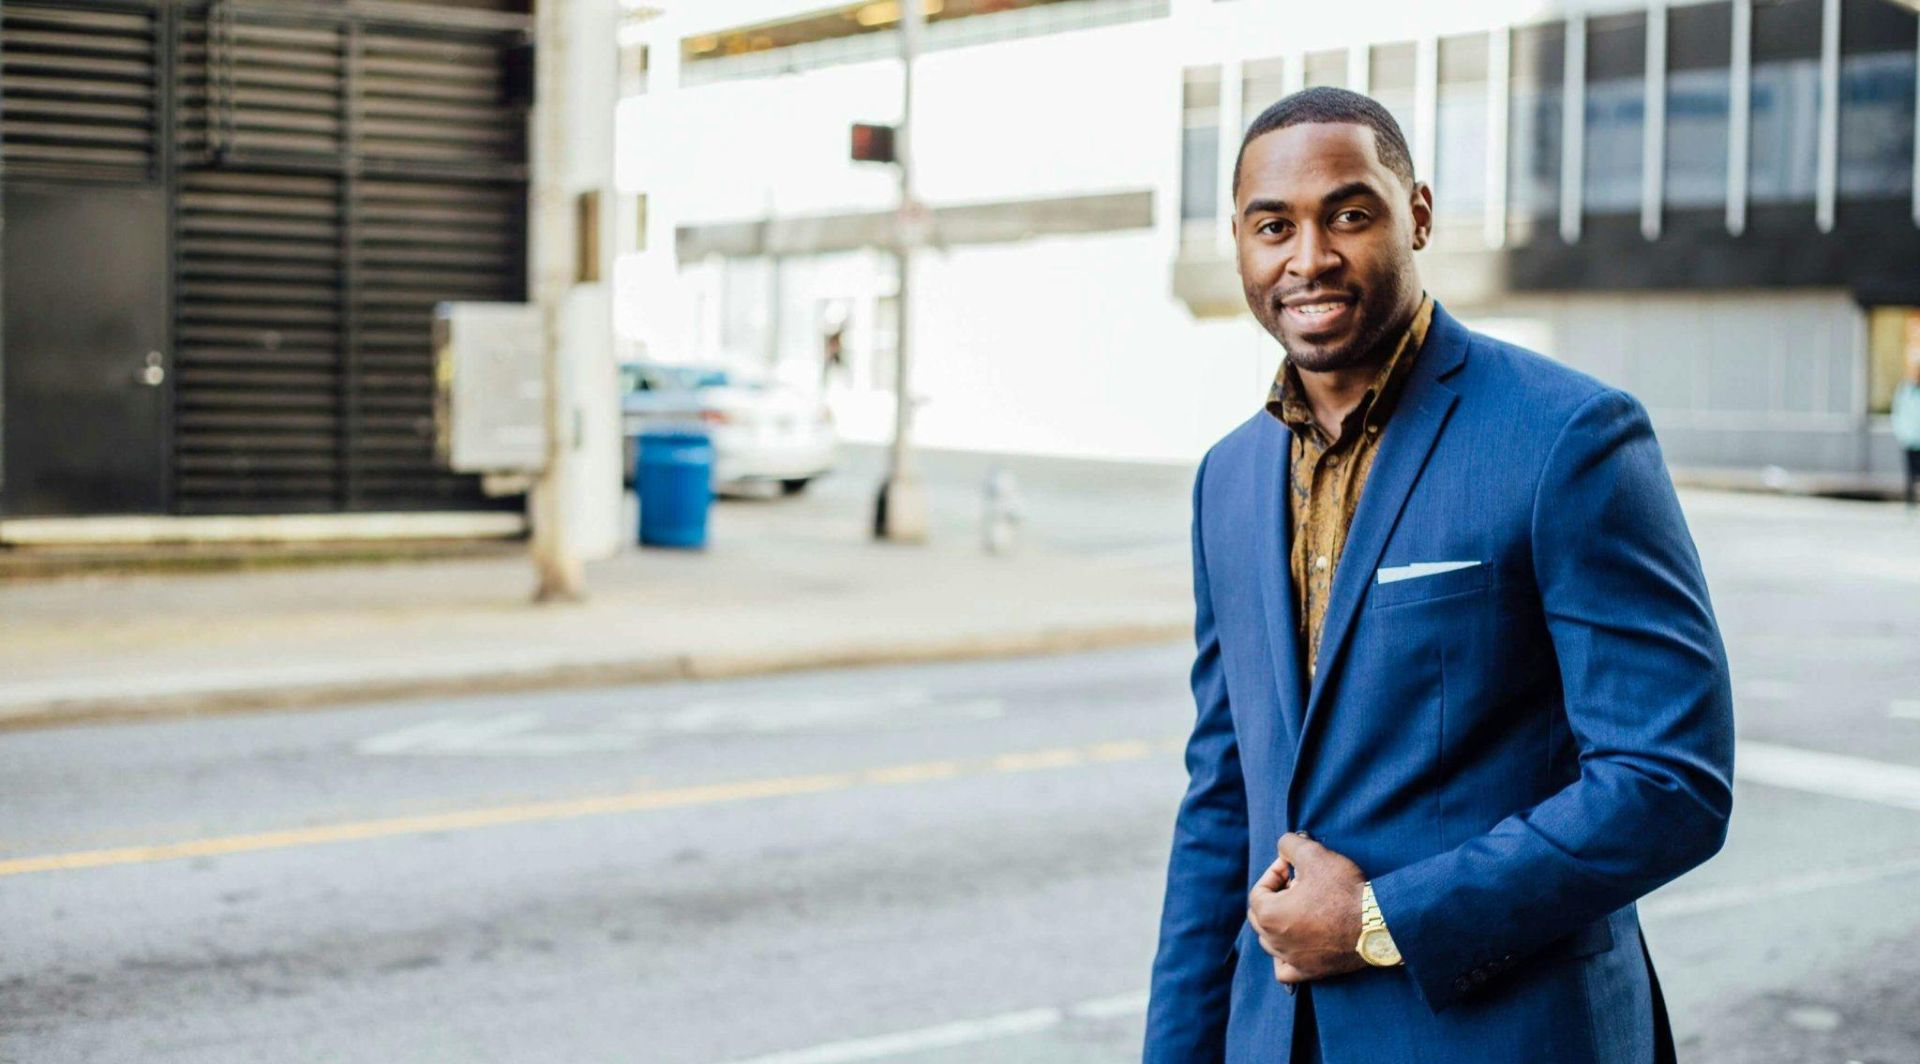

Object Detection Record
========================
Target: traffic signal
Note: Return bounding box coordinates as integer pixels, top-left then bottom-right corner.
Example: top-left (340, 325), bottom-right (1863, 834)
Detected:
top-left (851, 122), bottom-right (897, 164)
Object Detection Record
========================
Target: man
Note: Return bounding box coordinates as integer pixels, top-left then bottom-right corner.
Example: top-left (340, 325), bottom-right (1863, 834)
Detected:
top-left (1144, 88), bottom-right (1734, 1064)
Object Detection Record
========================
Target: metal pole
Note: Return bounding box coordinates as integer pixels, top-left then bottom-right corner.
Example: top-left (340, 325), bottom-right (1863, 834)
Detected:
top-left (1485, 24), bottom-right (1511, 250)
top-left (1815, 0), bottom-right (1840, 234)
top-left (1642, 0), bottom-right (1667, 242)
top-left (531, 0), bottom-right (584, 601)
top-left (875, 0), bottom-right (928, 543)
top-left (1728, 0), bottom-right (1752, 237)
top-left (1559, 14), bottom-right (1586, 246)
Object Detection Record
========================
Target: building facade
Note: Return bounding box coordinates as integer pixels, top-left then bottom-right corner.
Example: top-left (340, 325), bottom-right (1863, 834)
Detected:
top-left (0, 0), bottom-right (533, 519)
top-left (619, 0), bottom-right (1920, 488)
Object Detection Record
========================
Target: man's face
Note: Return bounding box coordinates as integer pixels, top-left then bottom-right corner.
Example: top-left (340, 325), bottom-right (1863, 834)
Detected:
top-left (1232, 123), bottom-right (1432, 373)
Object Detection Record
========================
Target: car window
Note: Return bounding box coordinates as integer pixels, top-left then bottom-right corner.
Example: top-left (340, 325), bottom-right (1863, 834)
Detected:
top-left (620, 365), bottom-right (730, 393)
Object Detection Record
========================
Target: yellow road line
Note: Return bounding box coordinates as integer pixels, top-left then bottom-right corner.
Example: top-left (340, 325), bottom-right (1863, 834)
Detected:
top-left (0, 737), bottom-right (1183, 879)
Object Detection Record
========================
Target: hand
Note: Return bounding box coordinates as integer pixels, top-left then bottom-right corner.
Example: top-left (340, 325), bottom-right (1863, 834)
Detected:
top-left (1245, 832), bottom-right (1369, 985)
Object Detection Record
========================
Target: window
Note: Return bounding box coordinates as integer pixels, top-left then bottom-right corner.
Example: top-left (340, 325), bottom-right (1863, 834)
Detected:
top-left (1182, 65), bottom-right (1222, 243)
top-left (1749, 0), bottom-right (1822, 207)
top-left (1304, 49), bottom-right (1347, 90)
top-left (1435, 32), bottom-right (1490, 220)
top-left (619, 42), bottom-right (649, 96)
top-left (1584, 12), bottom-right (1647, 215)
top-left (1370, 41), bottom-right (1417, 156)
top-left (1867, 306), bottom-right (1920, 415)
top-left (1509, 22), bottom-right (1566, 234)
top-left (1666, 1), bottom-right (1732, 211)
top-left (1243, 56), bottom-right (1289, 127)
top-left (1838, 0), bottom-right (1917, 201)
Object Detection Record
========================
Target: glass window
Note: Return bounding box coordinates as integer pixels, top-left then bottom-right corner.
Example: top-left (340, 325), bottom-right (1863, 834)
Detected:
top-left (1584, 12), bottom-right (1647, 215)
top-left (1182, 66), bottom-right (1222, 237)
top-left (619, 42), bottom-right (649, 96)
top-left (1867, 306), bottom-right (1920, 415)
top-left (1509, 22), bottom-right (1566, 234)
top-left (1666, 2), bottom-right (1732, 211)
top-left (1838, 0), bottom-right (1917, 201)
top-left (1243, 56), bottom-right (1289, 127)
top-left (1370, 41), bottom-right (1417, 156)
top-left (1305, 49), bottom-right (1347, 89)
top-left (1749, 0), bottom-right (1822, 206)
top-left (1435, 32), bottom-right (1490, 219)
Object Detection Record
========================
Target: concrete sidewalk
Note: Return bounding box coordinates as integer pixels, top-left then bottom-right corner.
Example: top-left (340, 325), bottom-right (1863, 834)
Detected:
top-left (0, 478), bottom-right (1194, 731)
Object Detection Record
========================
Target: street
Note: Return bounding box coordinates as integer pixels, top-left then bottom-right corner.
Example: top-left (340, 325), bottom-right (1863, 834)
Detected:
top-left (4, 478), bottom-right (1920, 1063)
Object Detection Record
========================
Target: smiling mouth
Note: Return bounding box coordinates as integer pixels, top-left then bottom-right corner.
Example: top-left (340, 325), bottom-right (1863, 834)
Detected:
top-left (1281, 298), bottom-right (1355, 331)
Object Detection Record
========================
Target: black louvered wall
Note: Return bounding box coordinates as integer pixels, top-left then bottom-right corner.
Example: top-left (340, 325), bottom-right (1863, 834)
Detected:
top-left (2, 0), bottom-right (531, 516)
top-left (0, 3), bottom-right (159, 179)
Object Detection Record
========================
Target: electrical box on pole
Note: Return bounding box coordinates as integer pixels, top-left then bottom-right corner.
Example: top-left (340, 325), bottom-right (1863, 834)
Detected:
top-left (432, 301), bottom-right (546, 475)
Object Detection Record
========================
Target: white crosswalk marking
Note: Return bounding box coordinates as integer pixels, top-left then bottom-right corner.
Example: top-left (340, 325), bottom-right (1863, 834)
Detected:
top-left (1737, 740), bottom-right (1920, 812)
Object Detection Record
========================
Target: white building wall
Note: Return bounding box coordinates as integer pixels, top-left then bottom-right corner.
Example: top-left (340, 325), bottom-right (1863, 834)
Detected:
top-left (617, 13), bottom-right (1279, 464)
top-left (616, 0), bottom-right (1886, 474)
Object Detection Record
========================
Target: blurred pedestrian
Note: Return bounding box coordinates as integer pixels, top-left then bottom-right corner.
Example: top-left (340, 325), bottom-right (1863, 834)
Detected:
top-left (820, 319), bottom-right (847, 390)
top-left (1893, 353), bottom-right (1920, 510)
top-left (1145, 88), bottom-right (1732, 1064)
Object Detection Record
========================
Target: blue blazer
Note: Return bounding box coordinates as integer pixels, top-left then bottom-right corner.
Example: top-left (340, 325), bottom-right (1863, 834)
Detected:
top-left (1144, 303), bottom-right (1735, 1063)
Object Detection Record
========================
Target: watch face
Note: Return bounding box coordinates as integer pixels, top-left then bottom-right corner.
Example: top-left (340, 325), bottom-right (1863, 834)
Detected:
top-left (1361, 932), bottom-right (1400, 965)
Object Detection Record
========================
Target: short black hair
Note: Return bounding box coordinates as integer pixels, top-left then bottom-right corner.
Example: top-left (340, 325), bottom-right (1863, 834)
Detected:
top-left (1231, 86), bottom-right (1415, 197)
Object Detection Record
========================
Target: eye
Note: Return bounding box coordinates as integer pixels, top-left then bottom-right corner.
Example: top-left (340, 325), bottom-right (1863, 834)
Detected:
top-left (1256, 218), bottom-right (1292, 237)
top-left (1332, 208), bottom-right (1370, 226)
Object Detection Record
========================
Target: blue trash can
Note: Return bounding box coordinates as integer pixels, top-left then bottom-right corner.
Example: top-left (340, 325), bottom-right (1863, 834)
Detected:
top-left (636, 429), bottom-right (715, 549)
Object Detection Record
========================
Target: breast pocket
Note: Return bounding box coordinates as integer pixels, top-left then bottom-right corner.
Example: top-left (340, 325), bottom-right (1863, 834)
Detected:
top-left (1369, 560), bottom-right (1491, 609)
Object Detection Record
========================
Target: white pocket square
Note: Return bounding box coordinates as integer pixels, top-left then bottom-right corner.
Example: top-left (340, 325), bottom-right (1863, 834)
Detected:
top-left (1376, 560), bottom-right (1481, 585)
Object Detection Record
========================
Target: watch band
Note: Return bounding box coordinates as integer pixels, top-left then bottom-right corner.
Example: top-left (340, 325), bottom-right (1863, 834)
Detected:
top-left (1358, 881), bottom-right (1403, 967)
top-left (1361, 882), bottom-right (1387, 932)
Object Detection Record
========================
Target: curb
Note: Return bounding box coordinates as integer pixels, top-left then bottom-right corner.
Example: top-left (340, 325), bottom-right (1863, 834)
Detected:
top-left (0, 621), bottom-right (1190, 734)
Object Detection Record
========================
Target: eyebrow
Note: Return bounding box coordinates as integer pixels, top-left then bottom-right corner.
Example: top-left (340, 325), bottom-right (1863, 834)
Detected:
top-left (1240, 180), bottom-right (1386, 220)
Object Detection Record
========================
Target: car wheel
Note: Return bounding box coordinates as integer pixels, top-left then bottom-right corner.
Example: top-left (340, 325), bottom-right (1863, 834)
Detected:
top-left (780, 478), bottom-right (810, 496)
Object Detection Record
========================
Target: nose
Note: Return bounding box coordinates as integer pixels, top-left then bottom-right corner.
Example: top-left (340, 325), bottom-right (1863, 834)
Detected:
top-left (1287, 222), bottom-right (1340, 283)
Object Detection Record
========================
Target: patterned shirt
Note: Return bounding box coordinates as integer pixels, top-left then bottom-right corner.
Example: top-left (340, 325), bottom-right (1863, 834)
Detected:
top-left (1266, 294), bottom-right (1434, 679)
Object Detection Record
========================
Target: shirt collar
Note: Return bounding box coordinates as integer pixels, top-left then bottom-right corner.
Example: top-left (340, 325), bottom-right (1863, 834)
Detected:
top-left (1266, 292), bottom-right (1434, 441)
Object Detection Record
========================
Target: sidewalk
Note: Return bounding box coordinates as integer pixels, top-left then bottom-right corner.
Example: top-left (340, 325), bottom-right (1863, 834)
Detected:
top-left (0, 482), bottom-right (1194, 731)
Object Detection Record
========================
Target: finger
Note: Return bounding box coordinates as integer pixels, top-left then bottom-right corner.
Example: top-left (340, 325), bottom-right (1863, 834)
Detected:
top-left (1276, 831), bottom-right (1324, 867)
top-left (1273, 959), bottom-right (1308, 985)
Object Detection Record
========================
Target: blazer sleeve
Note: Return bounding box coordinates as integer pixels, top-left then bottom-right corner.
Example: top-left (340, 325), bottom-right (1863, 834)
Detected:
top-left (1143, 451), bottom-right (1251, 1062)
top-left (1368, 388), bottom-right (1736, 1012)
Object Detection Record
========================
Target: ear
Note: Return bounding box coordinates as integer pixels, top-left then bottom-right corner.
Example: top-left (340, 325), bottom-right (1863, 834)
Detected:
top-left (1408, 181), bottom-right (1434, 251)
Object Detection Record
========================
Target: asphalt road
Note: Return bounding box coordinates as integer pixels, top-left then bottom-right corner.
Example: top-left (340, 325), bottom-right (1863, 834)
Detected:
top-left (3, 474), bottom-right (1919, 1063)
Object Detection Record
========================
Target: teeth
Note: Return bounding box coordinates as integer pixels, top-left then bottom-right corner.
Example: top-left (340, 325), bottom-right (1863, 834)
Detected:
top-left (1291, 302), bottom-right (1343, 315)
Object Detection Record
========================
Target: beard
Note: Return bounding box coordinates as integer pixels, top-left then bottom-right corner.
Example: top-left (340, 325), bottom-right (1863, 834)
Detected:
top-left (1248, 278), bottom-right (1414, 375)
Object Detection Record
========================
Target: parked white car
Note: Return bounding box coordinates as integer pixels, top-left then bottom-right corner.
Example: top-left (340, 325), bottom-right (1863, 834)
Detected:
top-left (620, 362), bottom-right (836, 494)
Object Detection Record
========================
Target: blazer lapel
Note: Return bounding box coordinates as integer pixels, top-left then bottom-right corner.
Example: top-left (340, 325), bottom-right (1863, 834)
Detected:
top-left (1252, 415), bottom-right (1308, 750)
top-left (1297, 306), bottom-right (1471, 745)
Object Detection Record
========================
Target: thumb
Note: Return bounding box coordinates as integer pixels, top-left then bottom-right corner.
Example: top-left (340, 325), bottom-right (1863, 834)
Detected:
top-left (1253, 854), bottom-right (1290, 895)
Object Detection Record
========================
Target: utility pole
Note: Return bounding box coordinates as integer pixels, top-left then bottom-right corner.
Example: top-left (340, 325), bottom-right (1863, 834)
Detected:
top-left (873, 0), bottom-right (929, 543)
top-left (529, 0), bottom-right (584, 601)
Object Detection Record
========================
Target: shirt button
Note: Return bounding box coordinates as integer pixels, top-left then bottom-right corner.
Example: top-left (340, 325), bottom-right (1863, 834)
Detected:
top-left (1367, 423), bottom-right (1381, 434)
top-left (1314, 555), bottom-right (1330, 572)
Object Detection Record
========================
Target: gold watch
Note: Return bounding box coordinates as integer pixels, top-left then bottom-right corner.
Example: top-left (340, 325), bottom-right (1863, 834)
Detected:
top-left (1357, 882), bottom-right (1403, 967)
